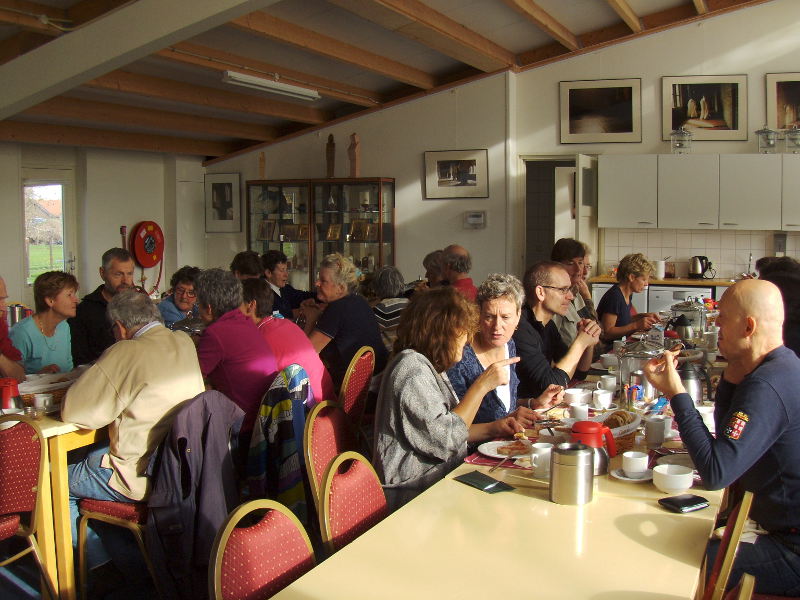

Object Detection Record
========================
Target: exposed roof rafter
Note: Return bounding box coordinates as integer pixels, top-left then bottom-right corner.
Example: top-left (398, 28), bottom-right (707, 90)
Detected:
top-left (606, 0), bottom-right (643, 33)
top-left (501, 0), bottom-right (581, 51)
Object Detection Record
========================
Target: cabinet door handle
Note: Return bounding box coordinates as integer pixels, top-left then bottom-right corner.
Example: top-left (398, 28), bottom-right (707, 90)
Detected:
top-left (722, 222), bottom-right (738, 226)
top-left (786, 224), bottom-right (800, 227)
top-left (637, 221), bottom-right (654, 225)
top-left (697, 222), bottom-right (714, 225)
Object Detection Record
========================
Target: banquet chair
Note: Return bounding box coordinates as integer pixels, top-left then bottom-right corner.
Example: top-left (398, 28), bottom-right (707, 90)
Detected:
top-left (0, 415), bottom-right (58, 600)
top-left (303, 400), bottom-right (357, 511)
top-left (77, 498), bottom-right (160, 600)
top-left (724, 573), bottom-right (755, 600)
top-left (319, 451), bottom-right (388, 554)
top-left (338, 345), bottom-right (375, 429)
top-left (208, 499), bottom-right (316, 600)
top-left (704, 490), bottom-right (754, 600)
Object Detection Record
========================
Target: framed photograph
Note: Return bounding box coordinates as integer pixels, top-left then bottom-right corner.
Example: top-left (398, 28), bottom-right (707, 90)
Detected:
top-left (297, 224), bottom-right (309, 241)
top-left (256, 219), bottom-right (274, 241)
top-left (662, 75), bottom-right (747, 140)
top-left (349, 220), bottom-right (368, 242)
top-left (326, 223), bottom-right (342, 241)
top-left (424, 149), bottom-right (488, 199)
top-left (205, 173), bottom-right (241, 233)
top-left (365, 222), bottom-right (378, 241)
top-left (281, 224), bottom-right (298, 242)
top-left (559, 79), bottom-right (641, 143)
top-left (766, 73), bottom-right (800, 131)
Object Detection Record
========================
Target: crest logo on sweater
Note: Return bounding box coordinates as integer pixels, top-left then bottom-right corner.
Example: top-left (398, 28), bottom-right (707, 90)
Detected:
top-left (724, 411), bottom-right (749, 440)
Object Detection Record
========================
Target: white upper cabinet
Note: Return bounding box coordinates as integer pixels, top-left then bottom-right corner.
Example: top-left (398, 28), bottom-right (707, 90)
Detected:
top-left (657, 154), bottom-right (719, 229)
top-left (782, 154), bottom-right (800, 230)
top-left (598, 155), bottom-right (657, 228)
top-left (719, 154), bottom-right (781, 230)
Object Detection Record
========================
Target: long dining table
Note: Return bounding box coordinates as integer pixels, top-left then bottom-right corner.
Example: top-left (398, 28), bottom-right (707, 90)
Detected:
top-left (272, 454), bottom-right (723, 600)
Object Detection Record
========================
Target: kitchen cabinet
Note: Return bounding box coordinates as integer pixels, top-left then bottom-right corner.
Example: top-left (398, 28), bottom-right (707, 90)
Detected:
top-left (657, 154), bottom-right (719, 229)
top-left (719, 154), bottom-right (781, 230)
top-left (598, 155), bottom-right (657, 228)
top-left (782, 154), bottom-right (800, 231)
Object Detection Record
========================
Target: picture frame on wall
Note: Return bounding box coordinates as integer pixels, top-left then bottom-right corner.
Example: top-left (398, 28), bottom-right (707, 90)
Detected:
top-left (661, 75), bottom-right (748, 140)
top-left (424, 149), bottom-right (488, 199)
top-left (205, 173), bottom-right (241, 233)
top-left (559, 78), bottom-right (641, 144)
top-left (766, 73), bottom-right (800, 130)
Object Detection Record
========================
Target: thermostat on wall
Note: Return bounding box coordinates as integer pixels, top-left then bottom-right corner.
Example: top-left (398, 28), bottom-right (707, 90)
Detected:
top-left (463, 210), bottom-right (486, 229)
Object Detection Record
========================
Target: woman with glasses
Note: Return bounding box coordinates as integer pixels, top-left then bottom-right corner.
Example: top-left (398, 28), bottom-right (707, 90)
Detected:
top-left (158, 266), bottom-right (201, 328)
top-left (597, 253), bottom-right (660, 342)
top-left (550, 238), bottom-right (599, 347)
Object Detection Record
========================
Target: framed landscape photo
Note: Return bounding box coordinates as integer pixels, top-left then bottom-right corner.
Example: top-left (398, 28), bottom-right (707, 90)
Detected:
top-left (559, 78), bottom-right (641, 143)
top-left (766, 73), bottom-right (800, 131)
top-left (661, 75), bottom-right (747, 140)
top-left (205, 173), bottom-right (241, 233)
top-left (424, 149), bottom-right (488, 199)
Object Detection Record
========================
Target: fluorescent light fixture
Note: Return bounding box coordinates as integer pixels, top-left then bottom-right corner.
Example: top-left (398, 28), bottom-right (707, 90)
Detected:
top-left (222, 70), bottom-right (321, 101)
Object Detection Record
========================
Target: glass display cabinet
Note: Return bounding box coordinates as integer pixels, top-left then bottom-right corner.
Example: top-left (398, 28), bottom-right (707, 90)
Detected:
top-left (246, 177), bottom-right (394, 290)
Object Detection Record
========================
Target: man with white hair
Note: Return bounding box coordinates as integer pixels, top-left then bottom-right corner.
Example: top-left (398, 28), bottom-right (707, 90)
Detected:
top-left (645, 279), bottom-right (800, 596)
top-left (442, 244), bottom-right (477, 301)
top-left (62, 290), bottom-right (204, 572)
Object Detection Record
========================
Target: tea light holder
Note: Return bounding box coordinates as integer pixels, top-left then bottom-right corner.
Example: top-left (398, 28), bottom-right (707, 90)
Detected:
top-left (755, 124), bottom-right (778, 154)
top-left (670, 126), bottom-right (693, 154)
top-left (785, 125), bottom-right (800, 154)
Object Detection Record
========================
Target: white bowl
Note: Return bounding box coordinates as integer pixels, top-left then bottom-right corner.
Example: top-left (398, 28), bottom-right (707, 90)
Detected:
top-left (600, 353), bottom-right (618, 368)
top-left (652, 464), bottom-right (694, 494)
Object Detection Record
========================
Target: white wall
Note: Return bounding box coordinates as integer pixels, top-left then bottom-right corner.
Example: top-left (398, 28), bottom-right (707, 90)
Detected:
top-left (207, 73), bottom-right (511, 284)
top-left (0, 144), bottom-right (23, 298)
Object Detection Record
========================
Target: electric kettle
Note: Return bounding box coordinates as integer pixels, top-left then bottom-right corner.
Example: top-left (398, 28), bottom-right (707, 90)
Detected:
top-left (570, 421), bottom-right (617, 475)
top-left (689, 256), bottom-right (710, 279)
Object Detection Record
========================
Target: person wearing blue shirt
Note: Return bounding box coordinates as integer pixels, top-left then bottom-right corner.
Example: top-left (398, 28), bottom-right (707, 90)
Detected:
top-left (645, 279), bottom-right (800, 597)
top-left (597, 252), bottom-right (660, 342)
top-left (158, 266), bottom-right (200, 327)
top-left (10, 271), bottom-right (78, 373)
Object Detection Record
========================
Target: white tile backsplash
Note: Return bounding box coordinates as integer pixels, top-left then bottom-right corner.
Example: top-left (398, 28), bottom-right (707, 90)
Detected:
top-left (601, 228), bottom-right (800, 279)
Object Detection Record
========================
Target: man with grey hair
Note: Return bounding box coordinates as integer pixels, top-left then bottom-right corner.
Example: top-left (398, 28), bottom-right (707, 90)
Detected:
top-left (70, 247), bottom-right (136, 365)
top-left (62, 290), bottom-right (204, 572)
top-left (443, 244), bottom-right (477, 301)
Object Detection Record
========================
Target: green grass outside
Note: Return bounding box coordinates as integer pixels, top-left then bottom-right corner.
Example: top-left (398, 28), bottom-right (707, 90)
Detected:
top-left (27, 243), bottom-right (65, 284)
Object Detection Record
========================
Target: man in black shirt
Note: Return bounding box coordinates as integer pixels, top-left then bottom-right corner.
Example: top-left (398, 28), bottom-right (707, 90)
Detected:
top-left (645, 279), bottom-right (800, 596)
top-left (69, 248), bottom-right (135, 365)
top-left (513, 261), bottom-right (600, 398)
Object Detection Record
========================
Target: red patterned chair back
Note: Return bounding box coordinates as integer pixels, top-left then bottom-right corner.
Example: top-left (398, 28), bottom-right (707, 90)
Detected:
top-left (704, 490), bottom-right (754, 600)
top-left (320, 451), bottom-right (388, 554)
top-left (338, 346), bottom-right (375, 427)
top-left (209, 499), bottom-right (315, 600)
top-left (0, 416), bottom-right (44, 521)
top-left (304, 401), bottom-right (357, 510)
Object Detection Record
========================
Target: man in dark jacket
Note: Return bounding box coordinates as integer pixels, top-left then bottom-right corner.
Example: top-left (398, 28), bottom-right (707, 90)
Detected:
top-left (261, 250), bottom-right (314, 319)
top-left (69, 247), bottom-right (135, 364)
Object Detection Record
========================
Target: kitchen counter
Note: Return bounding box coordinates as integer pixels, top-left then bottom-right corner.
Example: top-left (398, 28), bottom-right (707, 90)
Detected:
top-left (589, 275), bottom-right (735, 287)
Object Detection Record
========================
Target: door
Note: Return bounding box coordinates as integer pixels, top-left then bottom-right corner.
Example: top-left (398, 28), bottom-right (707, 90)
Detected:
top-left (575, 153), bottom-right (598, 264)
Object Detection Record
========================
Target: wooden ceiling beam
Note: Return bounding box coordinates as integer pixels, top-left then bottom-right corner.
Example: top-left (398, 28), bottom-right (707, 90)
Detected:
top-left (229, 11), bottom-right (436, 89)
top-left (0, 120), bottom-right (237, 157)
top-left (693, 0), bottom-right (709, 14)
top-left (156, 42), bottom-right (381, 108)
top-left (606, 0), bottom-right (643, 33)
top-left (501, 0), bottom-right (581, 51)
top-left (85, 70), bottom-right (331, 125)
top-left (23, 96), bottom-right (276, 141)
top-left (328, 0), bottom-right (516, 72)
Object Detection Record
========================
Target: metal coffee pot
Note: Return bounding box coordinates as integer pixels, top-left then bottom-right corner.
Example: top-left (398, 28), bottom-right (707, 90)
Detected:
top-left (677, 361), bottom-right (713, 407)
top-left (550, 442), bottom-right (594, 505)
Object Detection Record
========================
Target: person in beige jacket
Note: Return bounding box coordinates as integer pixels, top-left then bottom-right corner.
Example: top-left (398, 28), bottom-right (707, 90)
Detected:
top-left (62, 289), bottom-right (204, 571)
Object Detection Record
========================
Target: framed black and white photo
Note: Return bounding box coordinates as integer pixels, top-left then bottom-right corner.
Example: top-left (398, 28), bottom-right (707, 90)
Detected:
top-left (662, 75), bottom-right (747, 140)
top-left (766, 73), bottom-right (800, 131)
top-left (424, 149), bottom-right (488, 199)
top-left (205, 173), bottom-right (241, 233)
top-left (559, 78), bottom-right (641, 143)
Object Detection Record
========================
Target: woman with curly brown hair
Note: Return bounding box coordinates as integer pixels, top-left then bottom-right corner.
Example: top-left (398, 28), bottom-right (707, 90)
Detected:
top-left (597, 252), bottom-right (660, 342)
top-left (372, 286), bottom-right (522, 510)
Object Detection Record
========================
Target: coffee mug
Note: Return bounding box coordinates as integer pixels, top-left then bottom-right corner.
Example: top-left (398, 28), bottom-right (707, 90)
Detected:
top-left (622, 451), bottom-right (649, 478)
top-left (564, 388), bottom-right (592, 405)
top-left (569, 402), bottom-right (589, 420)
top-left (530, 442), bottom-right (553, 479)
top-left (592, 389), bottom-right (614, 409)
top-left (596, 375), bottom-right (617, 391)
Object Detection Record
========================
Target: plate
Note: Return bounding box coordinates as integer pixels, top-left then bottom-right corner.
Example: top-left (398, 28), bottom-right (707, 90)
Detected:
top-left (610, 468), bottom-right (653, 483)
top-left (477, 440), bottom-right (531, 459)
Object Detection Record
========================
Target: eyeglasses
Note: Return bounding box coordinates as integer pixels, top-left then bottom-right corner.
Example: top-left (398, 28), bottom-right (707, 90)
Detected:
top-left (175, 287), bottom-right (196, 298)
top-left (540, 285), bottom-right (572, 295)
top-left (564, 261), bottom-right (593, 271)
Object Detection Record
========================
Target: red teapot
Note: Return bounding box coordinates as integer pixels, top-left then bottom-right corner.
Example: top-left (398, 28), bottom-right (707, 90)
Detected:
top-left (0, 378), bottom-right (21, 411)
top-left (571, 421), bottom-right (616, 476)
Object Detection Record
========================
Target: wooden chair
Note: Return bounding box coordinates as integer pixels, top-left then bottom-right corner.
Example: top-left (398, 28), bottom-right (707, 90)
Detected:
top-left (303, 400), bottom-right (357, 511)
top-left (724, 573), bottom-right (755, 600)
top-left (0, 415), bottom-right (58, 600)
top-left (77, 498), bottom-right (161, 599)
top-left (319, 451), bottom-right (388, 554)
top-left (704, 490), bottom-right (754, 600)
top-left (208, 499), bottom-right (316, 600)
top-left (338, 345), bottom-right (375, 429)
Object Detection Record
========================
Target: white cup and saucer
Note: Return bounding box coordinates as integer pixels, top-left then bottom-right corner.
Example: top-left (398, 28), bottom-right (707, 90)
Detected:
top-left (610, 451), bottom-right (653, 482)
